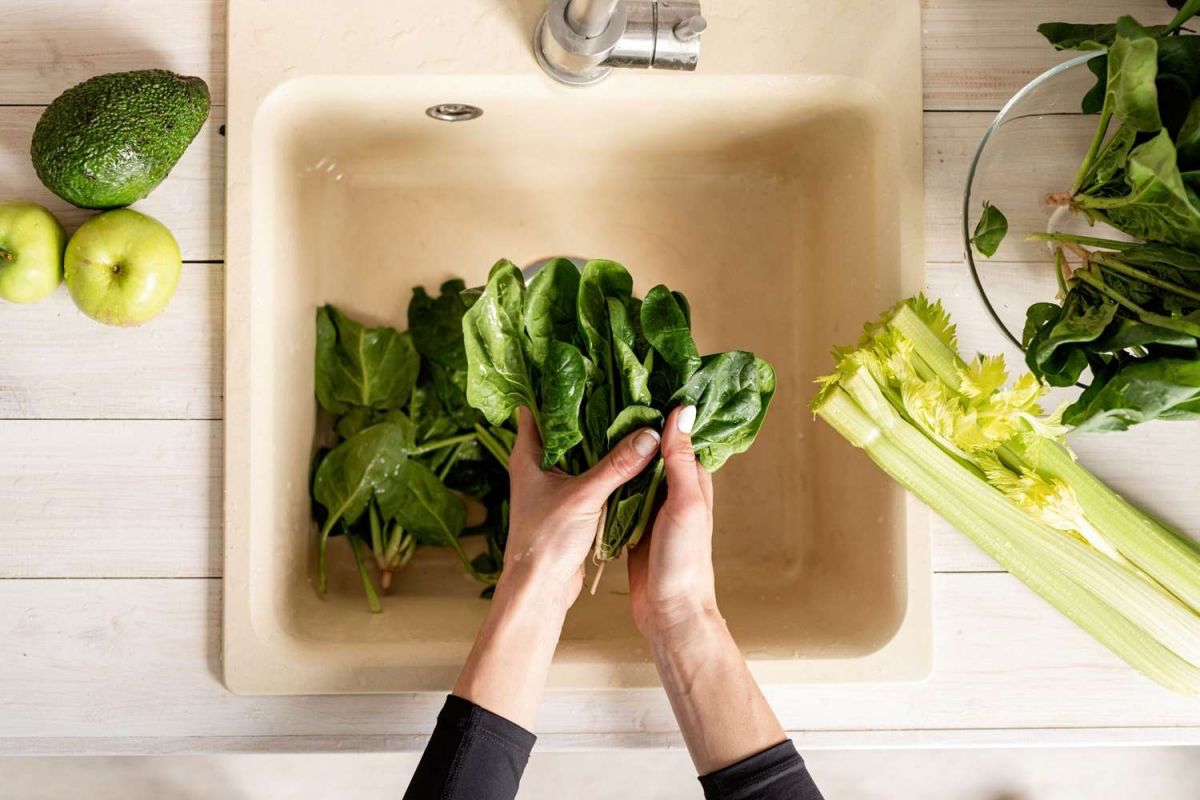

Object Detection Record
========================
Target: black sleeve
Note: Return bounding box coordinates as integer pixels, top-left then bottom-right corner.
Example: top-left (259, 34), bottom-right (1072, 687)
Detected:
top-left (699, 740), bottom-right (824, 800)
top-left (403, 694), bottom-right (537, 800)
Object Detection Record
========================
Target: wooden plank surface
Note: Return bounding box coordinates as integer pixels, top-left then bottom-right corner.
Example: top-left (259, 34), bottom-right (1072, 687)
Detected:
top-left (1, 421), bottom-right (221, 578)
top-left (0, 0), bottom-right (226, 106)
top-left (4, 574), bottom-right (1200, 750)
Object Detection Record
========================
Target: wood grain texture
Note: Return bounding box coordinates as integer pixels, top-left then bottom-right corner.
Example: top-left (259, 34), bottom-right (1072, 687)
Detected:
top-left (0, 108), bottom-right (226, 261)
top-left (1, 421), bottom-right (220, 578)
top-left (0, 263), bottom-right (223, 420)
top-left (3, 574), bottom-right (1200, 750)
top-left (921, 0), bottom-right (1176, 111)
top-left (0, 0), bottom-right (226, 106)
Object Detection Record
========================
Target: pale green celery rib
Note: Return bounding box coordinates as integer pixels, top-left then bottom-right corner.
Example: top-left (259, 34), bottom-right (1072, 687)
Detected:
top-left (887, 304), bottom-right (966, 389)
top-left (817, 384), bottom-right (1200, 694)
top-left (1005, 437), bottom-right (1200, 614)
top-left (841, 369), bottom-right (1200, 669)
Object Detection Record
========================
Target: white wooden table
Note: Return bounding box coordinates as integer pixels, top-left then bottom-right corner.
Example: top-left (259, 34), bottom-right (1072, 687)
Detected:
top-left (4, 0), bottom-right (1200, 755)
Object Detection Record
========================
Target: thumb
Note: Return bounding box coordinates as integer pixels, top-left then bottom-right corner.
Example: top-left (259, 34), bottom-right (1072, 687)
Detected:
top-left (573, 427), bottom-right (661, 507)
top-left (660, 405), bottom-right (704, 508)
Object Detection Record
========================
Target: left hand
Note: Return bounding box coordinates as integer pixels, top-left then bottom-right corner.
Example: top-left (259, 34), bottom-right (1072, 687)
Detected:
top-left (502, 406), bottom-right (662, 607)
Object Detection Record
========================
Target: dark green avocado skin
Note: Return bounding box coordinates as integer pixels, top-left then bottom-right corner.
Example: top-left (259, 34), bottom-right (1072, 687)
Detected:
top-left (31, 70), bottom-right (211, 209)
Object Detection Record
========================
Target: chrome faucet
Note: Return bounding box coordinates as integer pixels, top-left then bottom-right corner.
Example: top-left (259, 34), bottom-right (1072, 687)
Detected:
top-left (534, 0), bottom-right (707, 86)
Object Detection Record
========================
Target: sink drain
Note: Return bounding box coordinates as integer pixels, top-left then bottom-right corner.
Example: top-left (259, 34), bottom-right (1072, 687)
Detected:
top-left (425, 103), bottom-right (483, 122)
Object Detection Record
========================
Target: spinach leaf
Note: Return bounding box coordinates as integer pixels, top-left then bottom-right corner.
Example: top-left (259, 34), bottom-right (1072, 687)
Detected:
top-left (577, 260), bottom-right (633, 391)
top-left (608, 296), bottom-right (653, 407)
top-left (1083, 55), bottom-right (1109, 115)
top-left (393, 459), bottom-right (467, 546)
top-left (970, 202), bottom-right (1008, 258)
top-left (410, 382), bottom-right (462, 443)
top-left (408, 279), bottom-right (469, 370)
top-left (1078, 124), bottom-right (1137, 193)
top-left (600, 491), bottom-right (645, 560)
top-left (1106, 17), bottom-right (1163, 132)
top-left (1177, 98), bottom-right (1200, 170)
top-left (539, 340), bottom-right (587, 468)
top-left (606, 404), bottom-right (663, 447)
top-left (312, 423), bottom-right (411, 592)
top-left (524, 259), bottom-right (581, 369)
top-left (335, 408), bottom-right (418, 442)
top-left (670, 351), bottom-right (776, 471)
top-left (641, 284), bottom-right (701, 382)
top-left (1064, 356), bottom-right (1200, 431)
top-left (1037, 23), bottom-right (1121, 51)
top-left (394, 459), bottom-right (497, 584)
top-left (430, 362), bottom-right (480, 428)
top-left (1027, 290), bottom-right (1119, 386)
top-left (1080, 131), bottom-right (1200, 249)
top-left (583, 389), bottom-right (611, 466)
top-left (315, 305), bottom-right (420, 414)
top-left (462, 260), bottom-right (539, 426)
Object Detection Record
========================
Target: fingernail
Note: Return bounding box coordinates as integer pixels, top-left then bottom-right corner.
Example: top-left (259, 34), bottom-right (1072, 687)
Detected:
top-left (677, 405), bottom-right (696, 434)
top-left (634, 429), bottom-right (660, 457)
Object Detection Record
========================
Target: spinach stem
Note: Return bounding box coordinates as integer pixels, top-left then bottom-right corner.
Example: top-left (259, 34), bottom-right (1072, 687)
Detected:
top-left (1054, 248), bottom-right (1070, 298)
top-left (317, 516), bottom-right (339, 594)
top-left (347, 535), bottom-right (382, 613)
top-left (1028, 232), bottom-right (1135, 251)
top-left (438, 441), bottom-right (466, 481)
top-left (410, 432), bottom-right (476, 456)
top-left (1072, 104), bottom-right (1112, 195)
top-left (1095, 256), bottom-right (1200, 303)
top-left (627, 459), bottom-right (665, 551)
top-left (1073, 268), bottom-right (1146, 315)
top-left (473, 423), bottom-right (510, 470)
top-left (369, 502), bottom-right (385, 570)
top-left (448, 536), bottom-right (498, 586)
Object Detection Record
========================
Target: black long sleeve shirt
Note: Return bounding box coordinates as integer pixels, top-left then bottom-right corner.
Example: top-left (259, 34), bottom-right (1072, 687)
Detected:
top-left (403, 695), bottom-right (824, 800)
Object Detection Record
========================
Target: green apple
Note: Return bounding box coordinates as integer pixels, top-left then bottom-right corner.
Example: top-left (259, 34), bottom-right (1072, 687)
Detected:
top-left (65, 208), bottom-right (182, 326)
top-left (0, 200), bottom-right (67, 303)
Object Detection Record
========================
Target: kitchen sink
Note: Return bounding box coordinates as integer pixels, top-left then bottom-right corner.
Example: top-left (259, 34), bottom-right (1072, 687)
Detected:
top-left (224, 0), bottom-right (928, 695)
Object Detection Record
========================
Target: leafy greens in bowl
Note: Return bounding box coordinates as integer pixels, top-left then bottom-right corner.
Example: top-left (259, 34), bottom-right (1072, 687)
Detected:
top-left (965, 5), bottom-right (1200, 433)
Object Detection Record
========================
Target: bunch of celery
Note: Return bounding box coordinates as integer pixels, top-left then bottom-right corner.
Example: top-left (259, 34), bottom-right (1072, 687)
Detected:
top-left (811, 296), bottom-right (1200, 694)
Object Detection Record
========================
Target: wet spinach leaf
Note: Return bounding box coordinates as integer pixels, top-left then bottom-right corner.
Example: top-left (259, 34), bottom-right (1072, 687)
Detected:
top-left (539, 340), bottom-right (587, 468)
top-left (524, 259), bottom-right (581, 369)
top-left (462, 260), bottom-right (539, 426)
top-left (641, 284), bottom-right (701, 382)
top-left (608, 296), bottom-right (653, 407)
top-left (315, 305), bottom-right (420, 414)
top-left (408, 279), bottom-right (470, 371)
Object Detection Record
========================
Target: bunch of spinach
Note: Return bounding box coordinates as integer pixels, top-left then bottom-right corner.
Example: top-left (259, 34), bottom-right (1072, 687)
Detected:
top-left (1010, 5), bottom-right (1200, 431)
top-left (310, 287), bottom-right (513, 612)
top-left (462, 258), bottom-right (775, 567)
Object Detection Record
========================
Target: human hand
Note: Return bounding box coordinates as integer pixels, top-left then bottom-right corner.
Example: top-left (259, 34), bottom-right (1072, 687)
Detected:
top-left (501, 406), bottom-right (662, 609)
top-left (627, 405), bottom-right (720, 643)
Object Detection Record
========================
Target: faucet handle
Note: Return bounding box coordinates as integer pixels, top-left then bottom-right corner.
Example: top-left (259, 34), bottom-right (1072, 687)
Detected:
top-left (673, 15), bottom-right (707, 41)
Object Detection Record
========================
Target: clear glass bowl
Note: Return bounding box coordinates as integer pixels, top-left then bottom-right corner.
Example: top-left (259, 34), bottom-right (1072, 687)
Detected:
top-left (963, 53), bottom-right (1131, 349)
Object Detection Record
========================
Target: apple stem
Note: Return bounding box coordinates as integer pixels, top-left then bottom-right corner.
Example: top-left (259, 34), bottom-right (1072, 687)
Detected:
top-left (0, 248), bottom-right (12, 261)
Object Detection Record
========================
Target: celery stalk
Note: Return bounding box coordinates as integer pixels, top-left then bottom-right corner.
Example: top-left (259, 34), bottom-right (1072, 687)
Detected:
top-left (817, 386), bottom-right (1200, 694)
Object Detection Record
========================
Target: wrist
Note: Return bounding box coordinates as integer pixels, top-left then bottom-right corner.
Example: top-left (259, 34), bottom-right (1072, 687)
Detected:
top-left (494, 561), bottom-right (576, 619)
top-left (643, 603), bottom-right (727, 652)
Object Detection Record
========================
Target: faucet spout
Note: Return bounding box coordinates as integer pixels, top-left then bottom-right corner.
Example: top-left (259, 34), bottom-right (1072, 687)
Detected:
top-left (534, 0), bottom-right (705, 86)
top-left (565, 0), bottom-right (621, 38)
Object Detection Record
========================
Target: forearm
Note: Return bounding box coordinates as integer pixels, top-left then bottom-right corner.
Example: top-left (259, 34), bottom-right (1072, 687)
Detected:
top-left (452, 567), bottom-right (570, 730)
top-left (650, 610), bottom-right (787, 775)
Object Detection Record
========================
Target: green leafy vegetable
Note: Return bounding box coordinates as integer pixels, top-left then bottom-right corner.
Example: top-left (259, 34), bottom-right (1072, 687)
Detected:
top-left (315, 305), bottom-right (420, 414)
top-left (970, 202), bottom-right (1008, 258)
top-left (462, 260), bottom-right (540, 427)
top-left (641, 284), bottom-right (702, 382)
top-left (312, 423), bottom-right (411, 593)
top-left (1106, 17), bottom-right (1163, 132)
top-left (538, 340), bottom-right (587, 468)
top-left (524, 259), bottom-right (581, 370)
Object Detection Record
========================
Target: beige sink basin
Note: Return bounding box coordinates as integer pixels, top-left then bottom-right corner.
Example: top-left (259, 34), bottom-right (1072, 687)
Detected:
top-left (224, 0), bottom-right (928, 695)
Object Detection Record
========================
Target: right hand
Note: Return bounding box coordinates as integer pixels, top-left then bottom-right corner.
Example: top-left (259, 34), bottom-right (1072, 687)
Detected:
top-left (627, 405), bottom-right (721, 643)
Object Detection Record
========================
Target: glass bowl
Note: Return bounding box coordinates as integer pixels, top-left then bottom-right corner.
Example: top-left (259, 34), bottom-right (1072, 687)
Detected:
top-left (962, 53), bottom-right (1132, 349)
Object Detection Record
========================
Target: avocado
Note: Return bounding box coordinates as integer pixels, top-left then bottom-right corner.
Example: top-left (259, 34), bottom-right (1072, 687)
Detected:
top-left (30, 70), bottom-right (210, 209)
